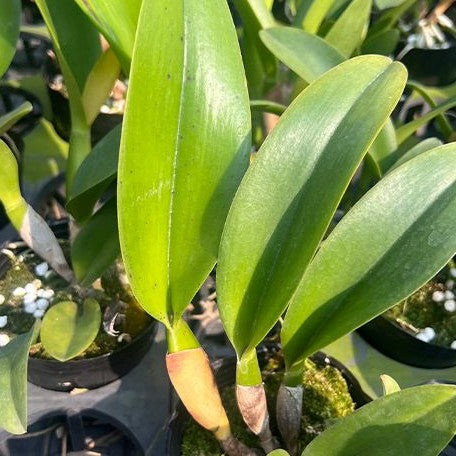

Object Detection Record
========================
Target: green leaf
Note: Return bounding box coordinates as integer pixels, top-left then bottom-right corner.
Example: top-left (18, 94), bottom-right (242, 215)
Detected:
top-left (0, 102), bottom-right (33, 136)
top-left (40, 299), bottom-right (101, 361)
top-left (298, 0), bottom-right (337, 33)
top-left (282, 145), bottom-right (456, 368)
top-left (325, 0), bottom-right (372, 57)
top-left (118, 0), bottom-right (251, 326)
top-left (380, 374), bottom-right (401, 395)
top-left (361, 29), bottom-right (400, 55)
top-left (260, 27), bottom-right (345, 84)
top-left (368, 118), bottom-right (397, 174)
top-left (375, 0), bottom-right (410, 9)
top-left (387, 137), bottom-right (442, 173)
top-left (67, 123), bottom-right (120, 221)
top-left (0, 139), bottom-right (27, 228)
top-left (217, 56), bottom-right (406, 358)
top-left (74, 0), bottom-right (142, 72)
top-left (0, 321), bottom-right (40, 434)
top-left (250, 100), bottom-right (287, 115)
top-left (268, 451), bottom-right (290, 456)
top-left (231, 0), bottom-right (277, 97)
top-left (396, 96), bottom-right (456, 145)
top-left (369, 0), bottom-right (419, 35)
top-left (82, 48), bottom-right (121, 125)
top-left (71, 198), bottom-right (119, 287)
top-left (0, 0), bottom-right (21, 77)
top-left (301, 385), bottom-right (456, 456)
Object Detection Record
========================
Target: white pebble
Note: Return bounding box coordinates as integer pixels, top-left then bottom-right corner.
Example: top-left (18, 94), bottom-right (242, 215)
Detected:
top-left (32, 279), bottom-right (42, 289)
top-left (37, 289), bottom-right (54, 299)
top-left (0, 333), bottom-right (10, 347)
top-left (446, 280), bottom-right (455, 290)
top-left (0, 316), bottom-right (7, 328)
top-left (451, 268), bottom-right (456, 278)
top-left (0, 295), bottom-right (4, 305)
top-left (445, 290), bottom-right (455, 300)
top-left (36, 298), bottom-right (49, 310)
top-left (451, 341), bottom-right (456, 350)
top-left (23, 293), bottom-right (37, 305)
top-left (445, 300), bottom-right (456, 312)
top-left (34, 262), bottom-right (49, 277)
top-left (25, 283), bottom-right (36, 294)
top-left (432, 291), bottom-right (445, 302)
top-left (33, 309), bottom-right (45, 319)
top-left (24, 302), bottom-right (37, 313)
top-left (12, 287), bottom-right (26, 297)
top-left (416, 327), bottom-right (436, 343)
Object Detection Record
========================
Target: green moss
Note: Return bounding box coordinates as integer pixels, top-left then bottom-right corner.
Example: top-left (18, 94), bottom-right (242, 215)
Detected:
top-left (180, 352), bottom-right (354, 455)
top-left (385, 261), bottom-right (456, 348)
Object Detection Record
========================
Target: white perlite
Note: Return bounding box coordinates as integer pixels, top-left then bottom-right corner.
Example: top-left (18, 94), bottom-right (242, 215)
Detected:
top-left (0, 295), bottom-right (4, 305)
top-left (34, 262), bottom-right (49, 277)
top-left (33, 309), bottom-right (45, 318)
top-left (36, 298), bottom-right (49, 310)
top-left (12, 287), bottom-right (26, 297)
top-left (444, 300), bottom-right (456, 312)
top-left (445, 290), bottom-right (455, 300)
top-left (416, 327), bottom-right (435, 343)
top-left (0, 333), bottom-right (10, 347)
top-left (451, 341), bottom-right (456, 350)
top-left (23, 293), bottom-right (37, 305)
top-left (432, 291), bottom-right (445, 302)
top-left (0, 316), bottom-right (7, 328)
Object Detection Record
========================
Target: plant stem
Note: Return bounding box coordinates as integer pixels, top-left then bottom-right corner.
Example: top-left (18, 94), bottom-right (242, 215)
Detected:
top-left (236, 349), bottom-right (279, 452)
top-left (166, 318), bottom-right (200, 353)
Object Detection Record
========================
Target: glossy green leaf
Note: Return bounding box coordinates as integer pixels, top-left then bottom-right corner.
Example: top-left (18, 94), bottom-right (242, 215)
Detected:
top-left (375, 0), bottom-right (410, 9)
top-left (282, 145), bottom-right (456, 368)
top-left (325, 0), bottom-right (372, 57)
top-left (361, 29), bottom-right (400, 55)
top-left (41, 299), bottom-right (101, 361)
top-left (0, 321), bottom-right (40, 434)
top-left (218, 56), bottom-right (406, 357)
top-left (396, 97), bottom-right (456, 145)
top-left (299, 0), bottom-right (337, 33)
top-left (0, 0), bottom-right (21, 77)
top-left (118, 0), bottom-right (251, 326)
top-left (0, 102), bottom-right (33, 136)
top-left (74, 0), bottom-right (141, 72)
top-left (260, 27), bottom-right (345, 84)
top-left (82, 48), bottom-right (121, 125)
top-left (250, 100), bottom-right (287, 115)
top-left (302, 385), bottom-right (456, 456)
top-left (72, 198), bottom-right (119, 287)
top-left (0, 139), bottom-right (27, 228)
top-left (387, 137), bottom-right (442, 173)
top-left (68, 124), bottom-right (120, 221)
top-left (35, 0), bottom-right (101, 188)
top-left (368, 118), bottom-right (397, 174)
top-left (231, 0), bottom-right (277, 97)
top-left (380, 374), bottom-right (401, 395)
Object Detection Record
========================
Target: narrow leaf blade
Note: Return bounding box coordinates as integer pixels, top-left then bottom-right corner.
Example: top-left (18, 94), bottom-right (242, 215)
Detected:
top-left (282, 145), bottom-right (456, 367)
top-left (0, 0), bottom-right (21, 77)
top-left (218, 56), bottom-right (406, 357)
top-left (118, 0), bottom-right (251, 324)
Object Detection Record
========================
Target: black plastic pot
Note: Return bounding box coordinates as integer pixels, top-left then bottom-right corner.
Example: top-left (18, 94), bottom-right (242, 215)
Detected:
top-left (165, 351), bottom-right (371, 456)
top-left (0, 225), bottom-right (158, 391)
top-left (27, 320), bottom-right (157, 391)
top-left (357, 315), bottom-right (456, 369)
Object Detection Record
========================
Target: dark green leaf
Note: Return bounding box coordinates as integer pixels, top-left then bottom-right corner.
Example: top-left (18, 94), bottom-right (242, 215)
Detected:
top-left (0, 0), bottom-right (21, 77)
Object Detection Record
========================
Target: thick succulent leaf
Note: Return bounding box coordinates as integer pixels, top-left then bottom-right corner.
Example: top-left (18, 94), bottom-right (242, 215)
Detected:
top-left (298, 0), bottom-right (337, 33)
top-left (118, 0), bottom-right (251, 325)
top-left (325, 0), bottom-right (372, 57)
top-left (375, 0), bottom-right (410, 9)
top-left (260, 27), bottom-right (344, 84)
top-left (396, 96), bottom-right (456, 145)
top-left (0, 0), bottom-right (21, 77)
top-left (74, 0), bottom-right (141, 72)
top-left (282, 145), bottom-right (456, 367)
top-left (72, 198), bottom-right (119, 287)
top-left (40, 299), bottom-right (101, 361)
top-left (361, 29), bottom-right (400, 55)
top-left (67, 124), bottom-right (120, 221)
top-left (380, 375), bottom-right (401, 395)
top-left (217, 56), bottom-right (406, 357)
top-left (0, 321), bottom-right (40, 434)
top-left (0, 139), bottom-right (27, 227)
top-left (387, 137), bottom-right (442, 173)
top-left (302, 385), bottom-right (456, 456)
top-left (0, 102), bottom-right (33, 136)
top-left (82, 48), bottom-right (121, 125)
top-left (231, 0), bottom-right (277, 97)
